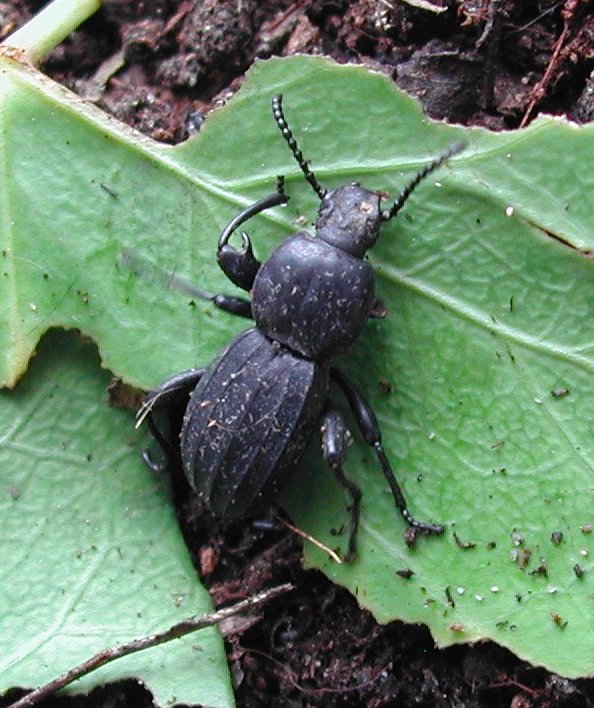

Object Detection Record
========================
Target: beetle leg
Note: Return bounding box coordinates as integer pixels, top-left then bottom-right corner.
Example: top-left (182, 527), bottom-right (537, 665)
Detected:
top-left (321, 409), bottom-right (361, 562)
top-left (141, 421), bottom-right (172, 473)
top-left (210, 293), bottom-right (252, 318)
top-left (217, 176), bottom-right (289, 291)
top-left (330, 367), bottom-right (445, 546)
top-left (120, 249), bottom-right (252, 319)
top-left (136, 367), bottom-right (207, 427)
top-left (217, 233), bottom-right (261, 292)
top-left (137, 367), bottom-right (207, 472)
top-left (175, 285), bottom-right (252, 319)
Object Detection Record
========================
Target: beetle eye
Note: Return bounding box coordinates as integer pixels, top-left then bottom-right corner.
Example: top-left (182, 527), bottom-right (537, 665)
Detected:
top-left (351, 181), bottom-right (360, 187)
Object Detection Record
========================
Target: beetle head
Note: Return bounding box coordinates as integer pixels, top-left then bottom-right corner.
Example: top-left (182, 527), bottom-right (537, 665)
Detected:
top-left (272, 94), bottom-right (465, 253)
top-left (316, 183), bottom-right (382, 257)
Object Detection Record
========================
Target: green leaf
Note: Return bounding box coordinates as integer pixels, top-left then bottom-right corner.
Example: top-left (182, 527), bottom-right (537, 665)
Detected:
top-left (0, 331), bottom-right (233, 706)
top-left (1, 44), bottom-right (592, 684)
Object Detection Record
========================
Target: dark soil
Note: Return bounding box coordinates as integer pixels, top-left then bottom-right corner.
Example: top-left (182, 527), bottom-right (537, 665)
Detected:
top-left (3, 1), bottom-right (594, 707)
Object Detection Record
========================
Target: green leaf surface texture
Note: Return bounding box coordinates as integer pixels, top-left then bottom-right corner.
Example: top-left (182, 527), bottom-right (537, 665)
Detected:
top-left (0, 332), bottom-right (233, 706)
top-left (0, 52), bottom-right (592, 681)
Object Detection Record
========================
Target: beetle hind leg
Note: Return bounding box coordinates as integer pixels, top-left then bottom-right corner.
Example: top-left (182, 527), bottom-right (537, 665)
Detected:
top-left (330, 367), bottom-right (444, 547)
top-left (137, 367), bottom-right (207, 472)
top-left (321, 409), bottom-right (362, 562)
top-left (136, 367), bottom-right (206, 426)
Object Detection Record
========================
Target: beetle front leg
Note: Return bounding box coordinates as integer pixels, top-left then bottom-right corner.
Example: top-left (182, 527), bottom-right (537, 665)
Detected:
top-left (217, 176), bottom-right (289, 291)
top-left (217, 232), bottom-right (261, 293)
top-left (330, 368), bottom-right (444, 547)
top-left (321, 409), bottom-right (362, 562)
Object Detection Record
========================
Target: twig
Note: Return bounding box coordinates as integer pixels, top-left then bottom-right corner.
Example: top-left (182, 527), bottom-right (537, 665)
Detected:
top-left (274, 513), bottom-right (344, 564)
top-left (475, 0), bottom-right (503, 110)
top-left (400, 0), bottom-right (447, 13)
top-left (7, 583), bottom-right (293, 708)
top-left (519, 0), bottom-right (580, 127)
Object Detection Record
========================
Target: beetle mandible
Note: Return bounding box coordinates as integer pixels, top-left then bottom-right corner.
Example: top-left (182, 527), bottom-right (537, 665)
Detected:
top-left (137, 95), bottom-right (464, 560)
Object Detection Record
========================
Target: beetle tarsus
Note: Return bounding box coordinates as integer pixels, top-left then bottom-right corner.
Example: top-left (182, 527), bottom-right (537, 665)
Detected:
top-left (141, 448), bottom-right (167, 474)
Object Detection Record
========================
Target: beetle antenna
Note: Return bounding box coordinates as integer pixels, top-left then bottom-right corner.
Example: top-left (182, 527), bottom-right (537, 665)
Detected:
top-left (382, 141), bottom-right (466, 222)
top-left (272, 94), bottom-right (327, 200)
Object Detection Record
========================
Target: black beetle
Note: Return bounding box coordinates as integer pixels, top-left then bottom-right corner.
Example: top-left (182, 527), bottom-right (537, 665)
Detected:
top-left (137, 95), bottom-right (464, 560)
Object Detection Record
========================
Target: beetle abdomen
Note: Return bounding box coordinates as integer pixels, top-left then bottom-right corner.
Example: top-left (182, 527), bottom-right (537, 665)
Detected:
top-left (181, 328), bottom-right (329, 517)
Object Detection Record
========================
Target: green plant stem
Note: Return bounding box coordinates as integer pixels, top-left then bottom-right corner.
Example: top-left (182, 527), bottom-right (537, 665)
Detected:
top-left (2, 0), bottom-right (101, 65)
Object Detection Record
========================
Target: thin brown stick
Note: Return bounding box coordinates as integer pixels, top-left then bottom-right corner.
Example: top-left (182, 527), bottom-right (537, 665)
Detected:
top-left (274, 513), bottom-right (344, 563)
top-left (7, 583), bottom-right (293, 708)
top-left (519, 0), bottom-right (580, 127)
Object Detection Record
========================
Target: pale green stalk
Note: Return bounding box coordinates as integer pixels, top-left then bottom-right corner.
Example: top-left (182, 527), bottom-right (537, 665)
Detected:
top-left (2, 0), bottom-right (101, 65)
